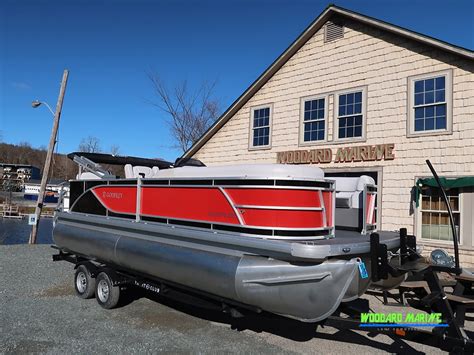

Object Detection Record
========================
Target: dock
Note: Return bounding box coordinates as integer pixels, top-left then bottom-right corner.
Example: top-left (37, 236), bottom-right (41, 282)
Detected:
top-left (1, 204), bottom-right (22, 219)
top-left (0, 203), bottom-right (55, 219)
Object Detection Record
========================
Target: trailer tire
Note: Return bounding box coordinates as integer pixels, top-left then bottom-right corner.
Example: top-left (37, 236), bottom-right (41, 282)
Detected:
top-left (74, 264), bottom-right (96, 299)
top-left (95, 272), bottom-right (120, 309)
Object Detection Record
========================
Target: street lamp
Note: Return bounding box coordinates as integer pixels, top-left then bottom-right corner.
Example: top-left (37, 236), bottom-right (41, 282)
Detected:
top-left (29, 70), bottom-right (69, 244)
top-left (32, 100), bottom-right (55, 116)
top-left (32, 100), bottom-right (59, 146)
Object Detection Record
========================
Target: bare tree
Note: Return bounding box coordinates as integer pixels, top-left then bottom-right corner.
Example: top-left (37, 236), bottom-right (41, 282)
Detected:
top-left (78, 136), bottom-right (101, 153)
top-left (110, 144), bottom-right (120, 156)
top-left (148, 72), bottom-right (220, 152)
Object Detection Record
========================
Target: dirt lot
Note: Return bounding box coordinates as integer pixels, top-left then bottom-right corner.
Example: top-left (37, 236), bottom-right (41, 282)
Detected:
top-left (1, 244), bottom-right (472, 354)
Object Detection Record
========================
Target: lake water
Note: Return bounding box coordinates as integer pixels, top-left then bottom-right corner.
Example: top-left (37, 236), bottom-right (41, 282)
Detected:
top-left (0, 218), bottom-right (53, 245)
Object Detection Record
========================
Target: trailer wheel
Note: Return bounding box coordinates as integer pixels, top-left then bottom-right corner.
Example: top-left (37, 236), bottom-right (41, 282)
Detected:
top-left (95, 272), bottom-right (120, 309)
top-left (74, 265), bottom-right (96, 299)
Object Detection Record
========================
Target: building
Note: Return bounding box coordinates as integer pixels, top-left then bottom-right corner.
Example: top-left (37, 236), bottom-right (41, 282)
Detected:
top-left (182, 6), bottom-right (474, 264)
top-left (0, 163), bottom-right (41, 191)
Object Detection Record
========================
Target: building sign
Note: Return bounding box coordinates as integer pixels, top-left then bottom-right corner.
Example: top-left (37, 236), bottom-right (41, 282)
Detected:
top-left (276, 144), bottom-right (395, 164)
top-left (28, 214), bottom-right (37, 225)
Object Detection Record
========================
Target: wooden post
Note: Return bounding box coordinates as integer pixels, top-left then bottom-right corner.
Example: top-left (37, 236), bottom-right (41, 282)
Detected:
top-left (29, 70), bottom-right (69, 244)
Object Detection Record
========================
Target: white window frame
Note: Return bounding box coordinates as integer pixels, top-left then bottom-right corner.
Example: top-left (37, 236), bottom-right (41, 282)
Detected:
top-left (248, 104), bottom-right (273, 150)
top-left (416, 189), bottom-right (462, 245)
top-left (299, 94), bottom-right (329, 146)
top-left (407, 69), bottom-right (453, 137)
top-left (333, 86), bottom-right (367, 142)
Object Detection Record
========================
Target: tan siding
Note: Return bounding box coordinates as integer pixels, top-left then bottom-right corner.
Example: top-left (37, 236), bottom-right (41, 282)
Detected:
top-left (193, 19), bottom-right (474, 254)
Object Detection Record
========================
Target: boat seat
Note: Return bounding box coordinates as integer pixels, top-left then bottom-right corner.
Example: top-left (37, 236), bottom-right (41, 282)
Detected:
top-left (335, 192), bottom-right (353, 208)
top-left (124, 164), bottom-right (159, 179)
top-left (332, 176), bottom-right (375, 209)
top-left (154, 164), bottom-right (325, 179)
top-left (133, 166), bottom-right (153, 178)
top-left (124, 164), bottom-right (134, 178)
top-left (334, 176), bottom-right (373, 192)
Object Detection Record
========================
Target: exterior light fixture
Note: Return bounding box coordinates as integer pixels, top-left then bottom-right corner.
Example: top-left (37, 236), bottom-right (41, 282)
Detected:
top-left (31, 100), bottom-right (55, 116)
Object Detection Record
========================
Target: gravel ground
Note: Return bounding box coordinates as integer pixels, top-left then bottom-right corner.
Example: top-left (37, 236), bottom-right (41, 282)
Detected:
top-left (1, 244), bottom-right (472, 354)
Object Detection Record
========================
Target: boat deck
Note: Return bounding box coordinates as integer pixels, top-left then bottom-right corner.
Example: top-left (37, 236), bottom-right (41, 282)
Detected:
top-left (313, 229), bottom-right (397, 244)
top-left (290, 229), bottom-right (399, 260)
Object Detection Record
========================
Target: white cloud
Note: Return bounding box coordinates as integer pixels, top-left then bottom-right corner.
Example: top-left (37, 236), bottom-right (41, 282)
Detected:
top-left (11, 81), bottom-right (32, 90)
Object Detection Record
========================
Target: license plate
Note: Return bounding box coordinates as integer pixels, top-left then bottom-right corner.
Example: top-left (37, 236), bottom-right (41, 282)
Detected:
top-left (358, 260), bottom-right (368, 279)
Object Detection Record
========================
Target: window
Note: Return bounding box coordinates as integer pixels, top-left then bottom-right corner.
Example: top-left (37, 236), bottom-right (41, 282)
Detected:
top-left (408, 70), bottom-right (452, 136)
top-left (414, 77), bottom-right (446, 131)
top-left (250, 106), bottom-right (271, 148)
top-left (302, 97), bottom-right (326, 142)
top-left (420, 190), bottom-right (460, 242)
top-left (336, 89), bottom-right (365, 140)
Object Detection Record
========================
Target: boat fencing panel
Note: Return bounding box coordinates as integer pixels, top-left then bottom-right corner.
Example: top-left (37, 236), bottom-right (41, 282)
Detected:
top-left (67, 177), bottom-right (336, 240)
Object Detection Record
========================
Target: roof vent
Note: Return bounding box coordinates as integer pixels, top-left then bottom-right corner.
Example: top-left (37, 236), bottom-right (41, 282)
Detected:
top-left (324, 21), bottom-right (344, 43)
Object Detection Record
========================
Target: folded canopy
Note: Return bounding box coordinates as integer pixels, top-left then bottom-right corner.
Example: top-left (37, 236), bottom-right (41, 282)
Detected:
top-left (67, 152), bottom-right (173, 169)
top-left (415, 176), bottom-right (474, 207)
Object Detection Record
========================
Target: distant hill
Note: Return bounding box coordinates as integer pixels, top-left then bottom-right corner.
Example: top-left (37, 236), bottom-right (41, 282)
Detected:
top-left (0, 142), bottom-right (131, 180)
top-left (0, 143), bottom-right (77, 180)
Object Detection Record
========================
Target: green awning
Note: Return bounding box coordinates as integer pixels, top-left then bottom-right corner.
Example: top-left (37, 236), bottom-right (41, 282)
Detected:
top-left (415, 176), bottom-right (474, 207)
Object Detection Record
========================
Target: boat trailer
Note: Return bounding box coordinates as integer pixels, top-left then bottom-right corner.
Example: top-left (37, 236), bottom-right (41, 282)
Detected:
top-left (53, 227), bottom-right (473, 353)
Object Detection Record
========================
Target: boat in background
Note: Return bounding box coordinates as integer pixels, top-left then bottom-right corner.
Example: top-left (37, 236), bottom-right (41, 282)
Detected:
top-left (23, 180), bottom-right (68, 204)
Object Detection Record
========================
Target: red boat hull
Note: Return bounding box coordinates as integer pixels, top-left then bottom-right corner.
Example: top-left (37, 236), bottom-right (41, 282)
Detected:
top-left (91, 185), bottom-right (334, 230)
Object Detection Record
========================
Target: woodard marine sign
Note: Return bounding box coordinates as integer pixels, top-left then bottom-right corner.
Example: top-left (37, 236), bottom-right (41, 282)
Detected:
top-left (276, 143), bottom-right (395, 164)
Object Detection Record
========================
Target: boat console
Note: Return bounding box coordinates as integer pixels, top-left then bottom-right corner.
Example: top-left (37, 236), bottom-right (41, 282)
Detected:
top-left (331, 176), bottom-right (377, 234)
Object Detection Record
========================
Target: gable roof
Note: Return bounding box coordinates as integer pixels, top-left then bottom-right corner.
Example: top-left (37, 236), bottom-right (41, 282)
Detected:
top-left (182, 4), bottom-right (474, 159)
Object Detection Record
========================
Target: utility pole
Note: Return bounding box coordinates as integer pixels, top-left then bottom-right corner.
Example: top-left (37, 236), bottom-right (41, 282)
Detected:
top-left (29, 70), bottom-right (69, 244)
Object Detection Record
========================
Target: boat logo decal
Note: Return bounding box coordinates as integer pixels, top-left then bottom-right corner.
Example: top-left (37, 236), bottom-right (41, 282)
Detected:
top-left (102, 191), bottom-right (123, 199)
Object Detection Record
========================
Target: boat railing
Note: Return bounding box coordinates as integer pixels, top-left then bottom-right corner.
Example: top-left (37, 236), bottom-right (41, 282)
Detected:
top-left (66, 175), bottom-right (337, 240)
top-left (55, 183), bottom-right (70, 213)
top-left (362, 183), bottom-right (377, 234)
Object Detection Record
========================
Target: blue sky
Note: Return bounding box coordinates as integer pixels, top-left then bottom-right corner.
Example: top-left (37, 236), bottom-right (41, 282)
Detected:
top-left (1, 0), bottom-right (473, 162)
